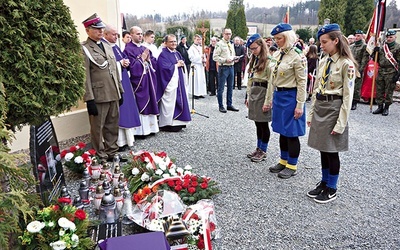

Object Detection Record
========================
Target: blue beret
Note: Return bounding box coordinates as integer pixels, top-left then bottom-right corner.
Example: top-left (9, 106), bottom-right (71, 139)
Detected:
top-left (317, 23), bottom-right (341, 40)
top-left (386, 30), bottom-right (396, 36)
top-left (270, 23), bottom-right (292, 36)
top-left (355, 30), bottom-right (363, 35)
top-left (246, 33), bottom-right (261, 48)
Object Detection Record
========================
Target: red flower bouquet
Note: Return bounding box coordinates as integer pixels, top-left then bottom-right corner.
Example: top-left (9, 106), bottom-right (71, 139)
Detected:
top-left (60, 142), bottom-right (97, 174)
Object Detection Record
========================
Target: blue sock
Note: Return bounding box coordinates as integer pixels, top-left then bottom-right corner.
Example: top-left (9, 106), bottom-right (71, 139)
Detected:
top-left (259, 141), bottom-right (268, 152)
top-left (327, 174), bottom-right (339, 189)
top-left (287, 156), bottom-right (298, 166)
top-left (280, 151), bottom-right (289, 161)
top-left (322, 169), bottom-right (329, 183)
top-left (257, 139), bottom-right (262, 149)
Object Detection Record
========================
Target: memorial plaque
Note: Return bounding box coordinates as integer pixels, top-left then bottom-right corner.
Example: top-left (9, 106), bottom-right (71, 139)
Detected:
top-left (30, 118), bottom-right (65, 204)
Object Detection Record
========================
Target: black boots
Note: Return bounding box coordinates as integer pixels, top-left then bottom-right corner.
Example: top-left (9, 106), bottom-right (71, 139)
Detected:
top-left (373, 104), bottom-right (390, 116)
top-left (351, 100), bottom-right (357, 110)
top-left (382, 103), bottom-right (390, 116)
top-left (372, 104), bottom-right (383, 114)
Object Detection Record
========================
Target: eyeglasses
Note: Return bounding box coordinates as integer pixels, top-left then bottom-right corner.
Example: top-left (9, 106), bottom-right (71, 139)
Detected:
top-left (249, 46), bottom-right (259, 51)
top-left (224, 33), bottom-right (232, 35)
top-left (168, 41), bottom-right (177, 43)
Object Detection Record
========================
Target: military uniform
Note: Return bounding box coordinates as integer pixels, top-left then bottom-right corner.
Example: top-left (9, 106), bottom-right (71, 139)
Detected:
top-left (374, 40), bottom-right (400, 112)
top-left (350, 39), bottom-right (366, 103)
top-left (82, 14), bottom-right (124, 162)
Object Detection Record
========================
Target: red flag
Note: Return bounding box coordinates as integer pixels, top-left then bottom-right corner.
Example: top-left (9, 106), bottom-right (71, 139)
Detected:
top-left (282, 7), bottom-right (290, 24)
top-left (366, 0), bottom-right (386, 54)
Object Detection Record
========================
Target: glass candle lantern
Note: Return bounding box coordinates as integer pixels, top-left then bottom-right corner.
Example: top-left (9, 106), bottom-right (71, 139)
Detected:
top-left (113, 165), bottom-right (121, 187)
top-left (94, 183), bottom-right (105, 211)
top-left (82, 168), bottom-right (91, 188)
top-left (99, 192), bottom-right (117, 224)
top-left (78, 180), bottom-right (90, 206)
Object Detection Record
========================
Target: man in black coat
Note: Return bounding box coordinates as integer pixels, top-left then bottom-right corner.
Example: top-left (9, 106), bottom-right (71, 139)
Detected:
top-left (233, 36), bottom-right (245, 90)
top-left (176, 36), bottom-right (191, 76)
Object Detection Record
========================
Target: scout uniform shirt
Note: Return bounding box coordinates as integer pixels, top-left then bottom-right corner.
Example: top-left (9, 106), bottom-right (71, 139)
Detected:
top-left (307, 53), bottom-right (355, 134)
top-left (213, 38), bottom-right (235, 66)
top-left (266, 47), bottom-right (307, 110)
top-left (246, 56), bottom-right (272, 106)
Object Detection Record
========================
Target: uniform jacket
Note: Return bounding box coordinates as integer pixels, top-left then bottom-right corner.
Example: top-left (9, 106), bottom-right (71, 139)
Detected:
top-left (213, 39), bottom-right (235, 66)
top-left (376, 42), bottom-right (400, 74)
top-left (350, 40), bottom-right (367, 74)
top-left (82, 38), bottom-right (123, 103)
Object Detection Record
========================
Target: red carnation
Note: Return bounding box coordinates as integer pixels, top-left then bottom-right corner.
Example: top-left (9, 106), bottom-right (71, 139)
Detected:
top-left (175, 180), bottom-right (182, 186)
top-left (81, 153), bottom-right (90, 160)
top-left (52, 204), bottom-right (60, 211)
top-left (191, 175), bottom-right (198, 182)
top-left (88, 149), bottom-right (96, 155)
top-left (52, 146), bottom-right (60, 153)
top-left (69, 146), bottom-right (77, 153)
top-left (75, 209), bottom-right (87, 220)
top-left (167, 180), bottom-right (175, 187)
top-left (183, 174), bottom-right (191, 180)
top-left (200, 182), bottom-right (208, 189)
top-left (210, 222), bottom-right (216, 232)
top-left (197, 236), bottom-right (205, 249)
top-left (174, 185), bottom-right (183, 191)
top-left (182, 181), bottom-right (190, 189)
top-left (188, 187), bottom-right (196, 194)
top-left (60, 150), bottom-right (68, 158)
top-left (191, 181), bottom-right (198, 187)
top-left (78, 142), bottom-right (86, 149)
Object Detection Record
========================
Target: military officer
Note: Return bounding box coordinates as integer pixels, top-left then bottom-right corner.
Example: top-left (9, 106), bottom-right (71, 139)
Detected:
top-left (372, 30), bottom-right (400, 116)
top-left (81, 13), bottom-right (124, 163)
top-left (266, 23), bottom-right (307, 179)
top-left (349, 30), bottom-right (367, 110)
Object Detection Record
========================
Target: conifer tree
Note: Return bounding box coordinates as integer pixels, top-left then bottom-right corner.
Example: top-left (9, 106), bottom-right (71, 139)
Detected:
top-left (344, 0), bottom-right (374, 35)
top-left (0, 0), bottom-right (85, 130)
top-left (226, 0), bottom-right (248, 39)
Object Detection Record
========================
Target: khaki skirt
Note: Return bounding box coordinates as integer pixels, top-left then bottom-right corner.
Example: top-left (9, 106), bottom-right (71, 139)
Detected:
top-left (248, 86), bottom-right (271, 122)
top-left (308, 99), bottom-right (349, 152)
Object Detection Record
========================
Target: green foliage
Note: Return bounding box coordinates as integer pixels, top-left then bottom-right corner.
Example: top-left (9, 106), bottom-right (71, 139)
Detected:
top-left (318, 0), bottom-right (347, 27)
top-left (296, 27), bottom-right (313, 41)
top-left (344, 0), bottom-right (374, 35)
top-left (166, 25), bottom-right (193, 42)
top-left (195, 20), bottom-right (211, 46)
top-left (226, 0), bottom-right (248, 39)
top-left (0, 0), bottom-right (85, 129)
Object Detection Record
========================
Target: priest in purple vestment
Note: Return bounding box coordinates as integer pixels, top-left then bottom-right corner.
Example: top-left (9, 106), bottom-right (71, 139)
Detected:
top-left (103, 25), bottom-right (141, 151)
top-left (156, 34), bottom-right (191, 132)
top-left (124, 26), bottom-right (159, 136)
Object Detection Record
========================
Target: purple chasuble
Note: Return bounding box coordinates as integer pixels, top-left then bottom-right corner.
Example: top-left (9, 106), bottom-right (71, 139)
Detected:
top-left (156, 48), bottom-right (191, 122)
top-left (124, 42), bottom-right (159, 115)
top-left (108, 43), bottom-right (141, 128)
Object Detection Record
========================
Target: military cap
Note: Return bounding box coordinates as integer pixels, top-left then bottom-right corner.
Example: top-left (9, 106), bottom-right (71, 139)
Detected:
top-left (317, 23), bottom-right (341, 40)
top-left (271, 23), bottom-right (292, 36)
top-left (82, 13), bottom-right (106, 29)
top-left (355, 30), bottom-right (364, 35)
top-left (246, 33), bottom-right (261, 48)
top-left (386, 30), bottom-right (396, 36)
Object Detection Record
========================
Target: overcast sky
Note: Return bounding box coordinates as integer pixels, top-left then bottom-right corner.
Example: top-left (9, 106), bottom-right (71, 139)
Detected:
top-left (119, 0), bottom-right (298, 17)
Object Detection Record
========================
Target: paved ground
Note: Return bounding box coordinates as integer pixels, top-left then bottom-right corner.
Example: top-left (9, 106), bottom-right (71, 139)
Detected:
top-left (128, 89), bottom-right (400, 250)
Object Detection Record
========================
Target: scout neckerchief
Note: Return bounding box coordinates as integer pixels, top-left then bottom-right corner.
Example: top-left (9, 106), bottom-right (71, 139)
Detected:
top-left (383, 43), bottom-right (399, 71)
top-left (319, 57), bottom-right (333, 94)
top-left (249, 56), bottom-right (259, 79)
top-left (272, 48), bottom-right (290, 78)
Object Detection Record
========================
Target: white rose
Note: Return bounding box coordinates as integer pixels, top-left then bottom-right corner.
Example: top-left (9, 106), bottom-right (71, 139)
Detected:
top-left (50, 240), bottom-right (67, 250)
top-left (184, 165), bottom-right (192, 170)
top-left (184, 170), bottom-right (192, 176)
top-left (71, 234), bottom-right (79, 247)
top-left (158, 162), bottom-right (167, 171)
top-left (169, 168), bottom-right (177, 176)
top-left (146, 162), bottom-right (153, 170)
top-left (141, 172), bottom-right (150, 181)
top-left (26, 221), bottom-right (45, 233)
top-left (155, 169), bottom-right (163, 175)
top-left (64, 152), bottom-right (74, 161)
top-left (131, 167), bottom-right (139, 176)
top-left (68, 221), bottom-right (76, 231)
top-left (162, 173), bottom-right (171, 178)
top-left (176, 167), bottom-right (184, 175)
top-left (58, 217), bottom-right (71, 230)
top-left (74, 156), bottom-right (83, 164)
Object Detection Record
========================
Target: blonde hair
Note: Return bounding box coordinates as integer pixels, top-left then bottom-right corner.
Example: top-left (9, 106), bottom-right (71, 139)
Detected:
top-left (277, 30), bottom-right (297, 49)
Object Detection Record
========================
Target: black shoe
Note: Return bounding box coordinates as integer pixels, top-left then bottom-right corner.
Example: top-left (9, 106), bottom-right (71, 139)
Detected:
top-left (314, 187), bottom-right (337, 204)
top-left (199, 95), bottom-right (205, 98)
top-left (307, 181), bottom-right (327, 198)
top-left (351, 101), bottom-right (357, 110)
top-left (227, 106), bottom-right (239, 112)
top-left (193, 96), bottom-right (200, 99)
top-left (219, 107), bottom-right (227, 113)
top-left (118, 145), bottom-right (129, 152)
top-left (209, 93), bottom-right (216, 96)
top-left (382, 108), bottom-right (389, 116)
top-left (372, 104), bottom-right (383, 114)
top-left (238, 87), bottom-right (241, 90)
top-left (160, 125), bottom-right (183, 132)
top-left (269, 163), bottom-right (286, 173)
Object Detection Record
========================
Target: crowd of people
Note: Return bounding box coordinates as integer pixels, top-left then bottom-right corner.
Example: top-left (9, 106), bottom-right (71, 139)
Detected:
top-left (81, 12), bottom-right (399, 204)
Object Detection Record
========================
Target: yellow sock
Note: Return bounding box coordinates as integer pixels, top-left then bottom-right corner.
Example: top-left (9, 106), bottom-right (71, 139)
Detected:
top-left (286, 163), bottom-right (297, 170)
top-left (279, 159), bottom-right (287, 165)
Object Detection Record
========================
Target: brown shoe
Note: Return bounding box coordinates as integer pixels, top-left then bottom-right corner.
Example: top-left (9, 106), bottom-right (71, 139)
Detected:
top-left (247, 148), bottom-right (259, 158)
top-left (251, 149), bottom-right (266, 162)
